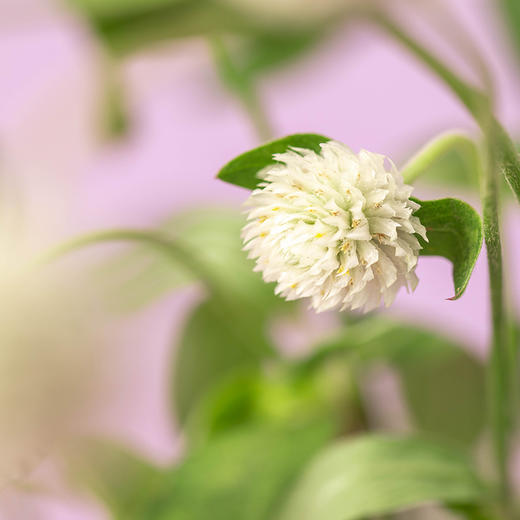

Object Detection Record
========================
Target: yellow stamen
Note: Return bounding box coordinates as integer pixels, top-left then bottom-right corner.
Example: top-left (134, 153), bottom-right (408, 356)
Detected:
top-left (315, 233), bottom-right (323, 238)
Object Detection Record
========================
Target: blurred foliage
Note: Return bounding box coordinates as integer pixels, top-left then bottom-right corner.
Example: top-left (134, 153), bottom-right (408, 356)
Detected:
top-left (305, 318), bottom-right (486, 445)
top-left (402, 131), bottom-right (516, 200)
top-left (76, 201), bottom-right (489, 516)
top-left (185, 359), bottom-right (362, 447)
top-left (210, 32), bottom-right (323, 138)
top-left (68, 311), bottom-right (487, 517)
top-left (66, 0), bottom-right (333, 57)
top-left (145, 423), bottom-right (333, 520)
top-left (67, 0), bottom-right (340, 140)
top-left (54, 0), bottom-right (515, 510)
top-left (95, 209), bottom-right (289, 312)
top-left (172, 297), bottom-right (276, 425)
top-left (71, 422), bottom-right (333, 520)
top-left (94, 208), bottom-right (486, 449)
top-left (279, 435), bottom-right (485, 520)
top-left (499, 0), bottom-right (520, 66)
top-left (402, 132), bottom-right (481, 191)
top-left (100, 64), bottom-right (130, 139)
top-left (67, 440), bottom-right (165, 519)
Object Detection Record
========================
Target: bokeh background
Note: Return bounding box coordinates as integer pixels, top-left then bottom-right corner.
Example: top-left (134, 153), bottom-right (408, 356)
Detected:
top-left (1, 0), bottom-right (520, 518)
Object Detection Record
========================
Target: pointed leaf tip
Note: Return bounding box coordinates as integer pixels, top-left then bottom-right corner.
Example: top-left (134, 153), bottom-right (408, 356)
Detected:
top-left (217, 133), bottom-right (331, 190)
top-left (414, 197), bottom-right (483, 300)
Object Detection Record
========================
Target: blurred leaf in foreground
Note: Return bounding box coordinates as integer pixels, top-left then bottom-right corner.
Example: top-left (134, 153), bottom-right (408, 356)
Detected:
top-left (67, 440), bottom-right (165, 520)
top-left (172, 297), bottom-right (276, 425)
top-left (145, 423), bottom-right (333, 520)
top-left (499, 0), bottom-right (520, 67)
top-left (306, 318), bottom-right (486, 445)
top-left (185, 358), bottom-right (363, 447)
top-left (72, 423), bottom-right (332, 520)
top-left (279, 435), bottom-right (486, 520)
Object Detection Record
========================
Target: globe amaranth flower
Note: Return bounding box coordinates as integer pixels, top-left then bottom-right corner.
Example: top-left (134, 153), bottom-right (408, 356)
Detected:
top-left (242, 141), bottom-right (427, 313)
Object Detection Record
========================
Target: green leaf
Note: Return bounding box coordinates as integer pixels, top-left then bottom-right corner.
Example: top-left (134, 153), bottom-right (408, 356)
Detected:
top-left (279, 435), bottom-right (485, 520)
top-left (67, 0), bottom-right (237, 55)
top-left (67, 440), bottom-right (164, 520)
top-left (186, 360), bottom-right (362, 447)
top-left (401, 132), bottom-right (481, 190)
top-left (305, 318), bottom-right (486, 445)
top-left (217, 133), bottom-right (331, 190)
top-left (69, 0), bottom-right (321, 56)
top-left (401, 129), bottom-right (519, 202)
top-left (415, 197), bottom-right (483, 299)
top-left (378, 325), bottom-right (486, 445)
top-left (173, 297), bottom-right (275, 425)
top-left (142, 423), bottom-right (333, 520)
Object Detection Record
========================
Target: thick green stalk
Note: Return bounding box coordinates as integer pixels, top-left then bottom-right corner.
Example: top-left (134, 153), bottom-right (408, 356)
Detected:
top-left (356, 7), bottom-right (516, 512)
top-left (481, 133), bottom-right (511, 508)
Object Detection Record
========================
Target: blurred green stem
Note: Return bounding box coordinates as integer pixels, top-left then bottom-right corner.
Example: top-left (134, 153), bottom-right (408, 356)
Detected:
top-left (209, 36), bottom-right (273, 141)
top-left (37, 229), bottom-right (219, 294)
top-left (358, 7), bottom-right (517, 515)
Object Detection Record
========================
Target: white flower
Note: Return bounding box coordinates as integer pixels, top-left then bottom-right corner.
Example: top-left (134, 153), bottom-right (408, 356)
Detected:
top-left (242, 141), bottom-right (427, 313)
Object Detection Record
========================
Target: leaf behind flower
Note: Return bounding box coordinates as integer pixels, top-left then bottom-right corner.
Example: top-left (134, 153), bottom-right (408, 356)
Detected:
top-left (217, 133), bottom-right (331, 190)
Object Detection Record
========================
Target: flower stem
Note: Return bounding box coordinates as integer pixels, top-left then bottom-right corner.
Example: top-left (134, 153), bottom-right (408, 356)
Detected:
top-left (357, 7), bottom-right (516, 512)
top-left (481, 130), bottom-right (512, 510)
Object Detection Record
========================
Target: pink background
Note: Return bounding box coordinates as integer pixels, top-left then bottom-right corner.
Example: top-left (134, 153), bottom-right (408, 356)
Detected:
top-left (1, 0), bottom-right (520, 517)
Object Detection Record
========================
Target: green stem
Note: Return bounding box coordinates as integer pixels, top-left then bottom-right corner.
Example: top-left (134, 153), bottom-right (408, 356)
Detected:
top-left (401, 131), bottom-right (479, 185)
top-left (38, 229), bottom-right (279, 360)
top-left (209, 35), bottom-right (273, 141)
top-left (354, 7), bottom-right (520, 204)
top-left (36, 229), bottom-right (220, 295)
top-left (481, 131), bottom-right (512, 510)
top-left (357, 7), bottom-right (516, 512)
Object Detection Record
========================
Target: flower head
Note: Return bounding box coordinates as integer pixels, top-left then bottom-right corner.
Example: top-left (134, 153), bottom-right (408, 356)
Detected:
top-left (242, 141), bottom-right (427, 313)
